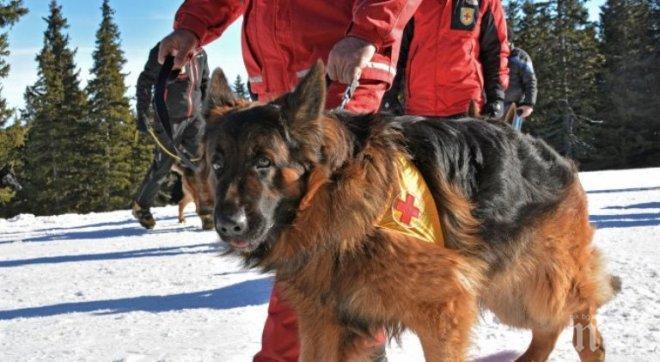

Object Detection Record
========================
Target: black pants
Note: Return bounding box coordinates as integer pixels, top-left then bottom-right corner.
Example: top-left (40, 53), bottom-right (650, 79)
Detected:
top-left (134, 117), bottom-right (204, 208)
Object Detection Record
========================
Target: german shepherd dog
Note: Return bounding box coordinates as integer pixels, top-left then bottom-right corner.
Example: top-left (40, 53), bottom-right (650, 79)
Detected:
top-left (200, 62), bottom-right (619, 361)
top-left (171, 163), bottom-right (215, 229)
top-left (0, 164), bottom-right (22, 191)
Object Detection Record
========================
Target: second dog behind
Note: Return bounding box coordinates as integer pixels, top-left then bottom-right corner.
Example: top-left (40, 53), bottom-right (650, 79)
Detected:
top-left (171, 163), bottom-right (214, 230)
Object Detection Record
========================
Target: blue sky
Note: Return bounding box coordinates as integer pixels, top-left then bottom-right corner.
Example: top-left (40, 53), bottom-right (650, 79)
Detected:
top-left (4, 0), bottom-right (605, 111)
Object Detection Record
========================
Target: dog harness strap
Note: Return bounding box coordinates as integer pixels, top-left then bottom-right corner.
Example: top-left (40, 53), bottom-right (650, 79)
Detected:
top-left (376, 154), bottom-right (444, 246)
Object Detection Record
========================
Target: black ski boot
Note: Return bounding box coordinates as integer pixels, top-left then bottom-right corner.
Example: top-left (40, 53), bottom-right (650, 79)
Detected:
top-left (132, 201), bottom-right (156, 230)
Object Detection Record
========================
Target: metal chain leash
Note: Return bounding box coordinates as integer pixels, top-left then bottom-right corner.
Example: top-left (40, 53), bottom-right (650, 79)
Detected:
top-left (335, 76), bottom-right (360, 112)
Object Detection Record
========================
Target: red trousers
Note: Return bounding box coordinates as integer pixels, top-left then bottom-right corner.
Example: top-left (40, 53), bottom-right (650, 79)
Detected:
top-left (253, 80), bottom-right (388, 362)
top-left (253, 284), bottom-right (300, 362)
top-left (253, 284), bottom-right (388, 362)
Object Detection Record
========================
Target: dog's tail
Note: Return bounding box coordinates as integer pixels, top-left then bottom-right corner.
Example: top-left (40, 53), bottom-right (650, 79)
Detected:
top-left (590, 248), bottom-right (622, 307)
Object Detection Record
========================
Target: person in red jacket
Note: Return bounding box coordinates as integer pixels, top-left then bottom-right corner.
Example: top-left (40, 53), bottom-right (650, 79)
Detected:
top-left (157, 1), bottom-right (421, 361)
top-left (396, 0), bottom-right (510, 118)
top-left (162, 0), bottom-right (420, 113)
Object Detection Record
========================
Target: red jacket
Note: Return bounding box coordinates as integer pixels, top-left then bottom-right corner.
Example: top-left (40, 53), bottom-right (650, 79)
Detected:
top-left (174, 0), bottom-right (421, 102)
top-left (405, 0), bottom-right (509, 117)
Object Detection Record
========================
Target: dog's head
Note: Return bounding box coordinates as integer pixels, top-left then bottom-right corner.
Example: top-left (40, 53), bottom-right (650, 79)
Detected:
top-left (0, 164), bottom-right (22, 191)
top-left (202, 61), bottom-right (334, 256)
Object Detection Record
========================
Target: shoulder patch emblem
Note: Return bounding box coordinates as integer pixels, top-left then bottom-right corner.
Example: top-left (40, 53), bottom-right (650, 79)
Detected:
top-left (460, 7), bottom-right (475, 26)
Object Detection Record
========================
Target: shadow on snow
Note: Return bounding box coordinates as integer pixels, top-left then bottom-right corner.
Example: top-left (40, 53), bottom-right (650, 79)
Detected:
top-left (604, 202), bottom-right (660, 210)
top-left (473, 351), bottom-right (520, 362)
top-left (28, 214), bottom-right (190, 233)
top-left (586, 186), bottom-right (660, 194)
top-left (0, 213), bottom-right (199, 244)
top-left (0, 243), bottom-right (220, 268)
top-left (29, 218), bottom-right (139, 233)
top-left (0, 277), bottom-right (273, 320)
top-left (590, 212), bottom-right (660, 229)
top-left (8, 222), bottom-right (202, 243)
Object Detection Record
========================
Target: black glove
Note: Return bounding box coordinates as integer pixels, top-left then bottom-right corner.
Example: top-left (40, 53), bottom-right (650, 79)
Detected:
top-left (483, 100), bottom-right (504, 119)
top-left (136, 113), bottom-right (148, 133)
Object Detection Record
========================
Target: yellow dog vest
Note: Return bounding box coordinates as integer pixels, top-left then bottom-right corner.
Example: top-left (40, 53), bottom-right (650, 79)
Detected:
top-left (376, 154), bottom-right (444, 246)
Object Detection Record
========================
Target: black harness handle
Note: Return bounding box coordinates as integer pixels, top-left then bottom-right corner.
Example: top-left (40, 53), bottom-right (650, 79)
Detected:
top-left (154, 56), bottom-right (179, 138)
top-left (153, 55), bottom-right (199, 172)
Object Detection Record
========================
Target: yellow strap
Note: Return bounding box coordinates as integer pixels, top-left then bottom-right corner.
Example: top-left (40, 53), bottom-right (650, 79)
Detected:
top-left (147, 127), bottom-right (203, 163)
top-left (376, 154), bottom-right (444, 246)
top-left (148, 127), bottom-right (182, 161)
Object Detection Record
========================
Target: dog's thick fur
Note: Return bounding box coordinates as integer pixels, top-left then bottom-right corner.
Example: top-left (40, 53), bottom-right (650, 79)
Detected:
top-left (201, 62), bottom-right (618, 362)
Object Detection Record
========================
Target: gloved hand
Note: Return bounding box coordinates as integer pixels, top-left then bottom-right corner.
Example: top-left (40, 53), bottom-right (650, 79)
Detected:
top-left (483, 100), bottom-right (504, 119)
top-left (136, 113), bottom-right (149, 133)
top-left (327, 36), bottom-right (376, 85)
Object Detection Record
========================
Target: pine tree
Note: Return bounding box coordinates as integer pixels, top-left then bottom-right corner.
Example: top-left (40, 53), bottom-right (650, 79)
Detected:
top-left (0, 0), bottom-right (27, 210)
top-left (515, 0), bottom-right (603, 165)
top-left (84, 0), bottom-right (136, 211)
top-left (596, 0), bottom-right (659, 169)
top-left (505, 0), bottom-right (523, 40)
top-left (0, 122), bottom-right (25, 210)
top-left (232, 74), bottom-right (249, 99)
top-left (0, 0), bottom-right (27, 127)
top-left (21, 0), bottom-right (88, 215)
top-left (128, 119), bottom-right (153, 202)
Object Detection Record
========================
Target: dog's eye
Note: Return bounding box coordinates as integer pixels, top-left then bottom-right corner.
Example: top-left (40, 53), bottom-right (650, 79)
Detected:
top-left (255, 156), bottom-right (272, 169)
top-left (212, 157), bottom-right (224, 172)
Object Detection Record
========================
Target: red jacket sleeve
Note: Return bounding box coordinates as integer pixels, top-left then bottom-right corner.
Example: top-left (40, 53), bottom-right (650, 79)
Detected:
top-left (347, 0), bottom-right (422, 50)
top-left (479, 0), bottom-right (510, 103)
top-left (174, 0), bottom-right (245, 46)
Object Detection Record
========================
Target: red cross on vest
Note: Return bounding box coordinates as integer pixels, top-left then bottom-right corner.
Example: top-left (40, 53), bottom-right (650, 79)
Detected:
top-left (394, 193), bottom-right (420, 225)
top-left (375, 155), bottom-right (443, 245)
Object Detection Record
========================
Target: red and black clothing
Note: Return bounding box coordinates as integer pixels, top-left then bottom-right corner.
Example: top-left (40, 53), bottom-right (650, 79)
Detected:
top-left (174, 0), bottom-right (421, 112)
top-left (405, 0), bottom-right (509, 117)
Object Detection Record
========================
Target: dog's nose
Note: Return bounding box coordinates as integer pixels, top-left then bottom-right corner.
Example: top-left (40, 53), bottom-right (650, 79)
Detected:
top-left (215, 210), bottom-right (248, 237)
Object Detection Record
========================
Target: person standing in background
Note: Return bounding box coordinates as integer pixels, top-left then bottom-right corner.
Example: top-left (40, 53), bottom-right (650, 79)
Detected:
top-left (402, 0), bottom-right (510, 118)
top-left (504, 28), bottom-right (538, 130)
top-left (131, 43), bottom-right (210, 230)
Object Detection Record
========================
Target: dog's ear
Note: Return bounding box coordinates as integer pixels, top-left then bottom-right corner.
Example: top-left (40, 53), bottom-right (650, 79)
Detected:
top-left (279, 60), bottom-right (326, 137)
top-left (204, 68), bottom-right (236, 115)
top-left (467, 100), bottom-right (480, 118)
top-left (503, 103), bottom-right (516, 124)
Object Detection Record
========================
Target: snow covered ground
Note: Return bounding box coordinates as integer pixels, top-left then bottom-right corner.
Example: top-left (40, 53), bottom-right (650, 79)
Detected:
top-left (1, 168), bottom-right (659, 361)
